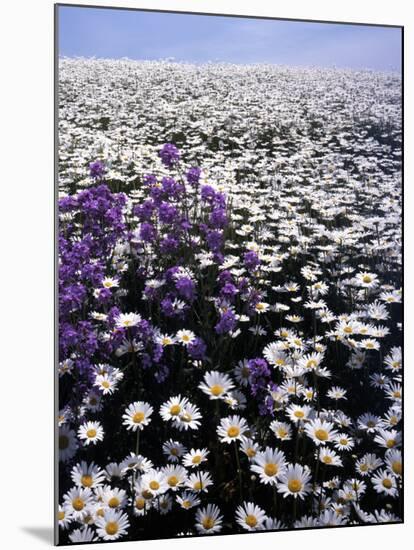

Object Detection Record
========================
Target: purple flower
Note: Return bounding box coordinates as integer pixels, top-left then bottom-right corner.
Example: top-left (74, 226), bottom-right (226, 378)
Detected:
top-left (175, 277), bottom-right (196, 301)
top-left (188, 337), bottom-right (207, 360)
top-left (215, 310), bottom-right (237, 335)
top-left (140, 222), bottom-right (157, 243)
top-left (186, 166), bottom-right (201, 185)
top-left (143, 173), bottom-right (157, 186)
top-left (244, 250), bottom-right (260, 272)
top-left (160, 236), bottom-right (179, 254)
top-left (206, 230), bottom-right (223, 253)
top-left (158, 202), bottom-right (178, 224)
top-left (89, 160), bottom-right (106, 180)
top-left (159, 143), bottom-right (180, 168)
top-left (209, 208), bottom-right (228, 229)
top-left (220, 282), bottom-right (238, 302)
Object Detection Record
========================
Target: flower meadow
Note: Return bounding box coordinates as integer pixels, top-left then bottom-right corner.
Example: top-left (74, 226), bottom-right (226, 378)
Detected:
top-left (57, 59), bottom-right (402, 544)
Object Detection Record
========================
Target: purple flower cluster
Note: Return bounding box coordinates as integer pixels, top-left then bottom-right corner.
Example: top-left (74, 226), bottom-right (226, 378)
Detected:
top-left (247, 358), bottom-right (275, 416)
top-left (89, 160), bottom-right (106, 180)
top-left (158, 143), bottom-right (180, 168)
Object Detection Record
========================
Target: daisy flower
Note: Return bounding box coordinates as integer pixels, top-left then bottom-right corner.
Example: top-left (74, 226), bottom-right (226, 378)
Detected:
top-left (305, 418), bottom-right (338, 446)
top-left (176, 329), bottom-right (196, 346)
top-left (374, 428), bottom-right (401, 449)
top-left (174, 402), bottom-right (202, 431)
top-left (94, 373), bottom-right (120, 395)
top-left (69, 526), bottom-right (97, 543)
top-left (160, 395), bottom-right (189, 422)
top-left (176, 491), bottom-right (201, 510)
top-left (217, 415), bottom-right (249, 444)
top-left (371, 469), bottom-right (398, 497)
top-left (114, 312), bottom-right (141, 328)
top-left (58, 505), bottom-right (73, 529)
top-left (199, 370), bottom-right (235, 400)
top-left (77, 421), bottom-right (104, 446)
top-left (141, 469), bottom-right (168, 497)
top-left (233, 359), bottom-right (251, 387)
top-left (235, 501), bottom-right (267, 531)
top-left (59, 425), bottom-right (78, 462)
top-left (333, 433), bottom-right (354, 451)
top-left (286, 403), bottom-right (313, 423)
top-left (186, 471), bottom-right (213, 492)
top-left (63, 487), bottom-right (94, 520)
top-left (385, 449), bottom-right (402, 477)
top-left (195, 504), bottom-right (223, 534)
top-left (240, 438), bottom-right (260, 459)
top-left (71, 461), bottom-right (105, 489)
top-left (355, 272), bottom-right (378, 288)
top-left (251, 447), bottom-right (287, 485)
top-left (122, 401), bottom-right (153, 431)
top-left (162, 465), bottom-right (188, 491)
top-left (277, 463), bottom-right (312, 499)
top-left (119, 452), bottom-right (153, 474)
top-left (270, 420), bottom-right (292, 441)
top-left (162, 439), bottom-right (187, 463)
top-left (182, 448), bottom-right (209, 468)
top-left (319, 448), bottom-right (343, 467)
top-left (95, 509), bottom-right (130, 541)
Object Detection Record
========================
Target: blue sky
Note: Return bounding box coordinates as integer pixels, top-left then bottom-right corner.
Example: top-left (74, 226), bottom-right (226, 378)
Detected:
top-left (58, 6), bottom-right (402, 72)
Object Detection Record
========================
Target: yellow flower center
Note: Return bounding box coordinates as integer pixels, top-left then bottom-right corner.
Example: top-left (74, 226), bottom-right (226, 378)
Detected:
top-left (182, 335), bottom-right (190, 342)
top-left (105, 521), bottom-right (119, 536)
top-left (169, 404), bottom-right (181, 415)
top-left (294, 410), bottom-right (305, 418)
top-left (182, 500), bottom-right (191, 509)
top-left (360, 464), bottom-right (368, 472)
top-left (288, 479), bottom-right (302, 493)
top-left (86, 429), bottom-right (97, 438)
top-left (194, 481), bottom-right (203, 490)
top-left (202, 516), bottom-right (215, 530)
top-left (387, 439), bottom-right (396, 448)
top-left (108, 497), bottom-right (119, 508)
top-left (392, 461), bottom-right (402, 475)
top-left (275, 358), bottom-right (286, 366)
top-left (227, 426), bottom-right (240, 438)
top-left (246, 447), bottom-right (256, 458)
top-left (192, 455), bottom-right (202, 464)
top-left (278, 428), bottom-right (288, 438)
top-left (264, 463), bottom-right (278, 476)
top-left (81, 474), bottom-right (93, 487)
top-left (170, 448), bottom-right (178, 456)
top-left (133, 412), bottom-right (145, 423)
top-left (72, 498), bottom-right (85, 511)
top-left (59, 435), bottom-right (69, 450)
top-left (362, 275), bottom-right (372, 283)
top-left (393, 391), bottom-right (401, 398)
top-left (322, 455), bottom-right (333, 464)
top-left (315, 428), bottom-right (329, 441)
top-left (210, 384), bottom-right (224, 396)
top-left (58, 511), bottom-right (65, 520)
top-left (102, 381), bottom-right (110, 389)
top-left (149, 481), bottom-right (160, 491)
top-left (382, 479), bottom-right (393, 489)
top-left (142, 490), bottom-right (153, 500)
top-left (306, 360), bottom-right (317, 369)
top-left (339, 438), bottom-right (348, 446)
top-left (168, 475), bottom-right (179, 487)
top-left (135, 497), bottom-right (145, 510)
top-left (343, 326), bottom-right (353, 334)
top-left (245, 515), bottom-right (258, 527)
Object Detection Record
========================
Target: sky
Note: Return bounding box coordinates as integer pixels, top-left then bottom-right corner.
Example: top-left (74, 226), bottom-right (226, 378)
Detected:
top-left (58, 5), bottom-right (402, 72)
